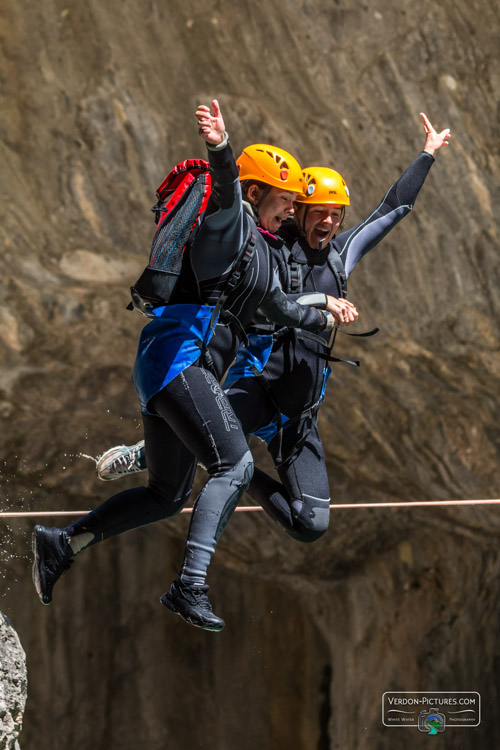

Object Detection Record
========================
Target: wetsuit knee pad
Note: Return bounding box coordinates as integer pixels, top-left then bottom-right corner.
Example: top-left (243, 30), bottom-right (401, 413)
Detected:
top-left (228, 450), bottom-right (254, 491)
top-left (289, 497), bottom-right (330, 543)
top-left (213, 450), bottom-right (254, 541)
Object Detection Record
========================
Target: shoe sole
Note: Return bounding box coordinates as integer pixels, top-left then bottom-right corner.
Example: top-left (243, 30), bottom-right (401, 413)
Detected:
top-left (32, 526), bottom-right (50, 605)
top-left (159, 594), bottom-right (224, 632)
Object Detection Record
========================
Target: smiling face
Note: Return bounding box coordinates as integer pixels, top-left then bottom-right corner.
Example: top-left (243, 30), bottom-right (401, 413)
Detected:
top-left (295, 203), bottom-right (345, 249)
top-left (247, 184), bottom-right (298, 234)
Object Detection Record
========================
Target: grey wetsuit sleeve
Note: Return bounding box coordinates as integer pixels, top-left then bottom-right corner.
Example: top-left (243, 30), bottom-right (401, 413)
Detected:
top-left (295, 292), bottom-right (328, 309)
top-left (336, 151), bottom-right (435, 278)
top-left (258, 270), bottom-right (329, 331)
top-left (188, 141), bottom-right (244, 282)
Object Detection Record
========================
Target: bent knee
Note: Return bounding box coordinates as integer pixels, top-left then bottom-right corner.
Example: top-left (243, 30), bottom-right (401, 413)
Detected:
top-left (290, 502), bottom-right (330, 543)
top-left (291, 523), bottom-right (329, 544)
top-left (229, 450), bottom-right (254, 490)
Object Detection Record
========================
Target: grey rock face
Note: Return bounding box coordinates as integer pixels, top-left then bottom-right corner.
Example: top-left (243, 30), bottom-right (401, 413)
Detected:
top-left (0, 614), bottom-right (26, 750)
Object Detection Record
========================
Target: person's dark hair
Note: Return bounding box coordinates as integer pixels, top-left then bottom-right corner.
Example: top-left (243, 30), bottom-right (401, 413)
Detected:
top-left (240, 179), bottom-right (269, 201)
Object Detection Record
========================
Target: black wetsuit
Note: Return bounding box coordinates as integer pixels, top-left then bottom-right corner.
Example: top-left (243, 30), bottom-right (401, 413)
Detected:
top-left (224, 151), bottom-right (435, 542)
top-left (66, 138), bottom-right (329, 586)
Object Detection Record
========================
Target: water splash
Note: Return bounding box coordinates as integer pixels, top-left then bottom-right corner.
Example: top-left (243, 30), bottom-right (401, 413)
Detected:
top-left (77, 453), bottom-right (98, 465)
top-left (62, 452), bottom-right (98, 465)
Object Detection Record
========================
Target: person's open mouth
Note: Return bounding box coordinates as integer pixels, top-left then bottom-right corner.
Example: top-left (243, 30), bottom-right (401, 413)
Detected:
top-left (313, 228), bottom-right (330, 240)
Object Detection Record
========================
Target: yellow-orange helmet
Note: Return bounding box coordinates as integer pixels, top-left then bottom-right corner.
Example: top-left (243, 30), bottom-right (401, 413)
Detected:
top-left (236, 144), bottom-right (304, 193)
top-left (297, 167), bottom-right (350, 205)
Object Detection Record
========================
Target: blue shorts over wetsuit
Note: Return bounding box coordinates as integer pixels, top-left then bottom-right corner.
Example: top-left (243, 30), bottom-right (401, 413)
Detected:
top-left (224, 151), bottom-right (435, 542)
top-left (66, 137), bottom-right (330, 586)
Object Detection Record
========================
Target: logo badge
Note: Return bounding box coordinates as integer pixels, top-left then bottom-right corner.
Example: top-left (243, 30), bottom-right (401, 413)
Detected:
top-left (418, 710), bottom-right (445, 734)
top-left (382, 691), bottom-right (480, 731)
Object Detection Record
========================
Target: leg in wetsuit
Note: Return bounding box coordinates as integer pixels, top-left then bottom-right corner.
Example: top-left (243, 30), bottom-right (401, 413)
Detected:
top-left (67, 364), bottom-right (253, 586)
top-left (226, 377), bottom-right (331, 543)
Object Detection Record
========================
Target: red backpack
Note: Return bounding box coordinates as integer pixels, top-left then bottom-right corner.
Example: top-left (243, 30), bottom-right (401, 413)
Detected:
top-left (129, 159), bottom-right (211, 316)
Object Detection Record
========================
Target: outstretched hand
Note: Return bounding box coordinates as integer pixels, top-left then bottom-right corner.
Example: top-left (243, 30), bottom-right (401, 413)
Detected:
top-left (420, 112), bottom-right (451, 156)
top-left (195, 99), bottom-right (226, 146)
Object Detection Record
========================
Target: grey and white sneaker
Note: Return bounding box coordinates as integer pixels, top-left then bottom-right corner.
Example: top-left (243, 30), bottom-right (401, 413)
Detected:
top-left (96, 440), bottom-right (146, 481)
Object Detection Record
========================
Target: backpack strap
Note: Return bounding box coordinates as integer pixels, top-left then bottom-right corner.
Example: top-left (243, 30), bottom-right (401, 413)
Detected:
top-left (287, 256), bottom-right (302, 294)
top-left (326, 246), bottom-right (347, 299)
top-left (276, 244), bottom-right (303, 294)
top-left (206, 226), bottom-right (257, 335)
top-left (197, 231), bottom-right (256, 374)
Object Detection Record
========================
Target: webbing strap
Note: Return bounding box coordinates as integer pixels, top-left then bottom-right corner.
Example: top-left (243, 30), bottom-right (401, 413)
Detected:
top-left (250, 365), bottom-right (326, 468)
top-left (338, 326), bottom-right (380, 338)
top-left (250, 365), bottom-right (286, 465)
top-left (207, 230), bottom-right (257, 335)
top-left (326, 246), bottom-right (347, 298)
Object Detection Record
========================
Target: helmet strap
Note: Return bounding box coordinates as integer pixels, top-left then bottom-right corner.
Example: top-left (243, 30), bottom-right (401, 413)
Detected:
top-left (333, 206), bottom-right (346, 237)
top-left (246, 183), bottom-right (271, 225)
top-left (256, 185), bottom-right (271, 213)
top-left (300, 204), bottom-right (310, 235)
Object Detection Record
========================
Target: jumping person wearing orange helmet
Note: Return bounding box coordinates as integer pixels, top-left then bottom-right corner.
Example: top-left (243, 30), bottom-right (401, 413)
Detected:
top-left (222, 113), bottom-right (451, 542)
top-left (32, 100), bottom-right (350, 632)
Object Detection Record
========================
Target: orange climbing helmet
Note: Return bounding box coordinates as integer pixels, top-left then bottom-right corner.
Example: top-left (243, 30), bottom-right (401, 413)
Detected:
top-left (236, 144), bottom-right (304, 193)
top-left (297, 167), bottom-right (350, 205)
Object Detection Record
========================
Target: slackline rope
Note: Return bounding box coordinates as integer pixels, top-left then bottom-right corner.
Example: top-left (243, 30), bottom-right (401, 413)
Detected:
top-left (1, 498), bottom-right (499, 518)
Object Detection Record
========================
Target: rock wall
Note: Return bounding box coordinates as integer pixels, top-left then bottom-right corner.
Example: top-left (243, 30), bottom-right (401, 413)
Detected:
top-left (0, 614), bottom-right (26, 750)
top-left (0, 0), bottom-right (499, 748)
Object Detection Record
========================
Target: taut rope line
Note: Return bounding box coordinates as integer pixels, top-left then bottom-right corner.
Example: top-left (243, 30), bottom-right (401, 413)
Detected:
top-left (1, 498), bottom-right (499, 518)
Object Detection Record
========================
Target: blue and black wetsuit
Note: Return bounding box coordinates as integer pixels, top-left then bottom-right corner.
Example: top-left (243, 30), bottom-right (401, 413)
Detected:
top-left (224, 151), bottom-right (435, 542)
top-left (66, 137), bottom-right (330, 586)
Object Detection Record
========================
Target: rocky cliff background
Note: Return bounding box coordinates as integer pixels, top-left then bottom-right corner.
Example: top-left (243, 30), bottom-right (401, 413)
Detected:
top-left (0, 0), bottom-right (499, 748)
top-left (0, 613), bottom-right (26, 749)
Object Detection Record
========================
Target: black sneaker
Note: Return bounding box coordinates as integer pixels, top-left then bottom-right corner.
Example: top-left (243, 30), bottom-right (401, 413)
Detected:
top-left (160, 579), bottom-right (225, 632)
top-left (32, 525), bottom-right (73, 605)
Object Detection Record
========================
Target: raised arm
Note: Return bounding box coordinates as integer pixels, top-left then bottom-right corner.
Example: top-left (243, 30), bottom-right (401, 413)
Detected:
top-left (190, 100), bottom-right (244, 280)
top-left (337, 113), bottom-right (451, 277)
